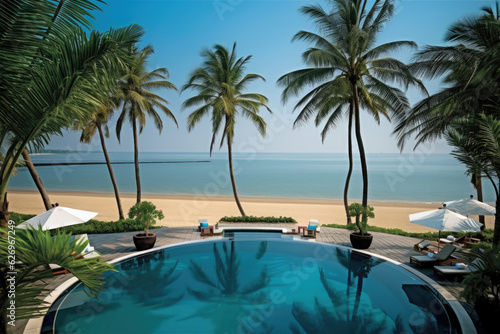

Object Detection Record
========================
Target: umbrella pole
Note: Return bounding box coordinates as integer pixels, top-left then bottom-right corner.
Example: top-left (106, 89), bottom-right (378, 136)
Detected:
top-left (438, 231), bottom-right (441, 251)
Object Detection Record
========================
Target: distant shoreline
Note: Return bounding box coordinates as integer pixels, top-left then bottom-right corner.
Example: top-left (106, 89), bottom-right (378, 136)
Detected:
top-left (8, 189), bottom-right (446, 207)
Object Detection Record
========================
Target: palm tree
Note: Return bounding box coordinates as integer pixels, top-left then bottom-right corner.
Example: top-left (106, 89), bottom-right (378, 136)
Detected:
top-left (0, 227), bottom-right (114, 332)
top-left (182, 43), bottom-right (272, 216)
top-left (445, 122), bottom-right (495, 228)
top-left (21, 149), bottom-right (52, 210)
top-left (468, 115), bottom-right (500, 246)
top-left (116, 45), bottom-right (178, 204)
top-left (75, 99), bottom-right (125, 219)
top-left (278, 0), bottom-right (425, 222)
top-left (394, 2), bottom-right (500, 148)
top-left (0, 0), bottom-right (144, 227)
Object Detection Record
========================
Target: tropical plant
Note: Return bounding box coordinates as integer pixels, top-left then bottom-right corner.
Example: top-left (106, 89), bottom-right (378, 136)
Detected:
top-left (182, 43), bottom-right (272, 216)
top-left (0, 227), bottom-right (114, 333)
top-left (75, 98), bottom-right (125, 219)
top-left (116, 45), bottom-right (178, 204)
top-left (20, 149), bottom-right (52, 210)
top-left (445, 121), bottom-right (496, 227)
top-left (348, 202), bottom-right (374, 235)
top-left (277, 0), bottom-right (425, 223)
top-left (395, 2), bottom-right (500, 148)
top-left (467, 115), bottom-right (500, 245)
top-left (128, 201), bottom-right (164, 236)
top-left (0, 0), bottom-right (144, 227)
top-left (460, 246), bottom-right (500, 332)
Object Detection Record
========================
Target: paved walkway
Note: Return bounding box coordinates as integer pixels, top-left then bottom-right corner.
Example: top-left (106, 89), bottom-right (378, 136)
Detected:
top-left (17, 225), bottom-right (474, 334)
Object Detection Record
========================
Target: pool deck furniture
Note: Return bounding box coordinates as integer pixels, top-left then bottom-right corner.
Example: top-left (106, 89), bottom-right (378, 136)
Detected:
top-left (298, 225), bottom-right (307, 234)
top-left (200, 225), bottom-right (214, 236)
top-left (308, 219), bottom-right (321, 232)
top-left (197, 218), bottom-right (208, 232)
top-left (410, 244), bottom-right (457, 268)
top-left (434, 258), bottom-right (481, 279)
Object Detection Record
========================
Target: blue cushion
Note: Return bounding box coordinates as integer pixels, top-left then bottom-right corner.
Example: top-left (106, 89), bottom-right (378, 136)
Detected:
top-left (200, 222), bottom-right (209, 228)
top-left (308, 225), bottom-right (317, 230)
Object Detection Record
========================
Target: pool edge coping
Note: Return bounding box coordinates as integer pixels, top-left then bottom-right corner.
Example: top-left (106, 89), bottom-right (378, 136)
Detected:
top-left (23, 233), bottom-right (476, 334)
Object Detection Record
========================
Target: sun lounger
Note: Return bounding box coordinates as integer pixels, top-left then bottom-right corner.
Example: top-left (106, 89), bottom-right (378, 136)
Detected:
top-left (303, 223), bottom-right (317, 238)
top-left (410, 244), bottom-right (456, 267)
top-left (309, 219), bottom-right (321, 232)
top-left (49, 234), bottom-right (96, 275)
top-left (434, 258), bottom-right (482, 279)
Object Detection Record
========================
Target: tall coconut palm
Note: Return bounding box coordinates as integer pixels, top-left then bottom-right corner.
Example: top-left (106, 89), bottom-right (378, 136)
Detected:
top-left (0, 0), bottom-right (144, 227)
top-left (278, 0), bottom-right (425, 221)
top-left (21, 148), bottom-right (52, 210)
top-left (462, 115), bottom-right (500, 246)
top-left (181, 43), bottom-right (272, 216)
top-left (75, 99), bottom-right (125, 220)
top-left (116, 45), bottom-right (178, 204)
top-left (395, 2), bottom-right (500, 148)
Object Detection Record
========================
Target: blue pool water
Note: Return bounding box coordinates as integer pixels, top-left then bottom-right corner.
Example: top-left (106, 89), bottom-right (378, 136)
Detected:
top-left (45, 238), bottom-right (455, 334)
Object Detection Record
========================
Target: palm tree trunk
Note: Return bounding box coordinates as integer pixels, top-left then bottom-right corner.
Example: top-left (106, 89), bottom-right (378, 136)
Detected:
top-left (0, 193), bottom-right (9, 228)
top-left (344, 105), bottom-right (354, 225)
top-left (21, 149), bottom-right (52, 210)
top-left (227, 139), bottom-right (246, 216)
top-left (132, 118), bottom-right (141, 204)
top-left (494, 181), bottom-right (500, 246)
top-left (97, 124), bottom-right (124, 220)
top-left (474, 173), bottom-right (485, 228)
top-left (353, 85), bottom-right (369, 210)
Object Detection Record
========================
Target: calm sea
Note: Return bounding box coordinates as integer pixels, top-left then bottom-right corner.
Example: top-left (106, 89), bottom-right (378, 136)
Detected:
top-left (8, 152), bottom-right (497, 203)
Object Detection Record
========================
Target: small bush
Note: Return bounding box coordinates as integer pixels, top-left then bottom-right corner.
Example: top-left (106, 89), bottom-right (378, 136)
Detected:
top-left (219, 216), bottom-right (297, 223)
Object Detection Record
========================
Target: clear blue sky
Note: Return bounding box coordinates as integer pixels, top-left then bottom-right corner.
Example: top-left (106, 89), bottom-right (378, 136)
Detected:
top-left (47, 0), bottom-right (496, 154)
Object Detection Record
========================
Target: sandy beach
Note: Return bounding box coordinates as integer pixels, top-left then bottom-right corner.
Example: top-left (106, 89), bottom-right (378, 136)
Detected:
top-left (8, 190), bottom-right (494, 232)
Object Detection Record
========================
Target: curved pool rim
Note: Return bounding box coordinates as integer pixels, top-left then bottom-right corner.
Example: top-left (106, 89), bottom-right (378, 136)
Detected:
top-left (24, 234), bottom-right (476, 334)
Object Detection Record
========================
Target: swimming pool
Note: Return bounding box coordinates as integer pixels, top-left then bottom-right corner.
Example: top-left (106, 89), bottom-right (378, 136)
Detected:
top-left (43, 238), bottom-right (457, 333)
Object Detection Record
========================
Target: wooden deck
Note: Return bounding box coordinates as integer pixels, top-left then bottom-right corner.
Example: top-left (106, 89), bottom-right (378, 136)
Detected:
top-left (16, 225), bottom-right (478, 334)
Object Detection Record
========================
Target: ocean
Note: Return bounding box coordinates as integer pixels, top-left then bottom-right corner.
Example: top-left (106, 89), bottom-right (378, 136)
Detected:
top-left (8, 152), bottom-right (497, 203)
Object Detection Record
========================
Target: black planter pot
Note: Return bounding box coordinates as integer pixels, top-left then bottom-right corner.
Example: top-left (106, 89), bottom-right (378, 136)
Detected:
top-left (350, 232), bottom-right (373, 249)
top-left (133, 232), bottom-right (157, 251)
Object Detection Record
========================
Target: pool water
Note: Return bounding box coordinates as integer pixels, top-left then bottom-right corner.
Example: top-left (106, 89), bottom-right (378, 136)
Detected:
top-left (45, 239), bottom-right (454, 334)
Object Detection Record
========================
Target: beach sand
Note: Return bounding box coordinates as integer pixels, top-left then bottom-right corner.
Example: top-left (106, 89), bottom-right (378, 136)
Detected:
top-left (8, 190), bottom-right (494, 232)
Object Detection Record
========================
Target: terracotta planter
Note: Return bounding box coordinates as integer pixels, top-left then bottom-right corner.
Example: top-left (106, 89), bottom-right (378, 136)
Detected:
top-left (350, 232), bottom-right (373, 249)
top-left (133, 232), bottom-right (157, 251)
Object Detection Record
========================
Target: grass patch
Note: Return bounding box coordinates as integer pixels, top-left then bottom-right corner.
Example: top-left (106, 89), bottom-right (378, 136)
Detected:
top-left (9, 211), bottom-right (160, 234)
top-left (219, 215), bottom-right (297, 223)
top-left (324, 223), bottom-right (493, 244)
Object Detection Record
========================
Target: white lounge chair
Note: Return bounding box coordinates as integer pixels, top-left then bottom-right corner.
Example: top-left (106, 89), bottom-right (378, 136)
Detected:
top-left (410, 244), bottom-right (457, 267)
top-left (49, 234), bottom-right (96, 274)
top-left (308, 219), bottom-right (320, 232)
top-left (433, 258), bottom-right (483, 278)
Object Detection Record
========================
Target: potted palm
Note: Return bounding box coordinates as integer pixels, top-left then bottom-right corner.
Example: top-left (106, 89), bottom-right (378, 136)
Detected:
top-left (129, 201), bottom-right (164, 251)
top-left (348, 203), bottom-right (374, 249)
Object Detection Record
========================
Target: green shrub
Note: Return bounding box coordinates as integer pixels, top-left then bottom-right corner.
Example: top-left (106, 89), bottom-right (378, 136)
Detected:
top-left (128, 201), bottom-right (164, 236)
top-left (9, 212), bottom-right (36, 225)
top-left (219, 216), bottom-right (297, 223)
top-left (348, 203), bottom-right (374, 235)
top-left (53, 218), bottom-right (161, 235)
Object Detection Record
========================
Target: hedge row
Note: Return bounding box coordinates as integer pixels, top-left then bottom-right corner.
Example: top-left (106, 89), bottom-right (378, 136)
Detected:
top-left (9, 212), bottom-right (159, 234)
top-left (219, 215), bottom-right (297, 223)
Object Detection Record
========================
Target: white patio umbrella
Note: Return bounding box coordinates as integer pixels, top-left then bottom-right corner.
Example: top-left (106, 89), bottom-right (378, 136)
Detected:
top-left (443, 198), bottom-right (496, 216)
top-left (409, 208), bottom-right (483, 233)
top-left (17, 206), bottom-right (98, 231)
top-left (410, 209), bottom-right (483, 249)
